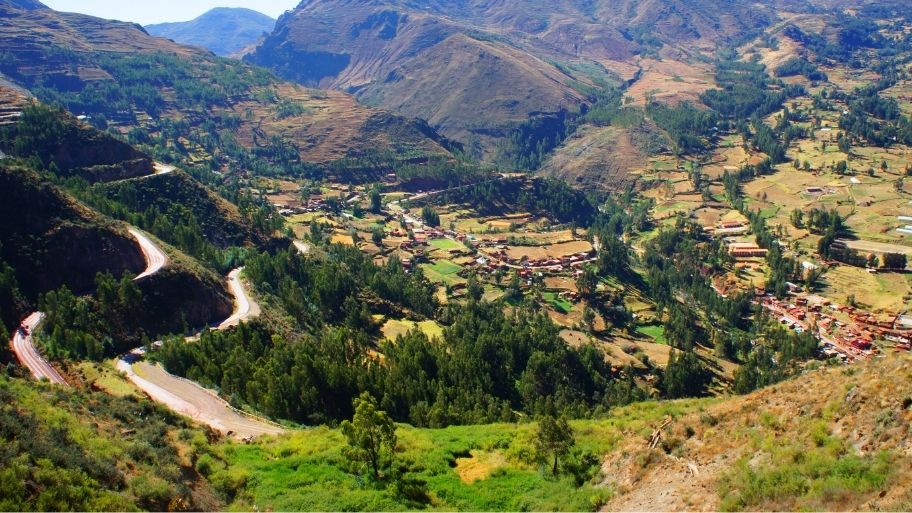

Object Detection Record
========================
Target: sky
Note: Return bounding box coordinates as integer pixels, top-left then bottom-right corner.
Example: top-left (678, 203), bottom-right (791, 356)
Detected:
top-left (41, 0), bottom-right (298, 25)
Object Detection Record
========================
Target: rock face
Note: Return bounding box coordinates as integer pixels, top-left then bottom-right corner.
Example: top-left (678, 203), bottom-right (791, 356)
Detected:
top-left (245, 0), bottom-right (809, 155)
top-left (145, 8), bottom-right (276, 57)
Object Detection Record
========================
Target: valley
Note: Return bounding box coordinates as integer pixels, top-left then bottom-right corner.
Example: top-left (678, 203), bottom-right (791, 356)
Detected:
top-left (1, 0), bottom-right (912, 511)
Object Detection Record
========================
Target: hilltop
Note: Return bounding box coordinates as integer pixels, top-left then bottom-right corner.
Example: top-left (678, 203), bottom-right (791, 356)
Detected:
top-left (146, 8), bottom-right (276, 57)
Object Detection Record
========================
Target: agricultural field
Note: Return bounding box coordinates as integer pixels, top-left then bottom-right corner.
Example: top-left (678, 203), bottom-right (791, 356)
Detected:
top-left (380, 318), bottom-right (445, 341)
top-left (818, 265), bottom-right (912, 313)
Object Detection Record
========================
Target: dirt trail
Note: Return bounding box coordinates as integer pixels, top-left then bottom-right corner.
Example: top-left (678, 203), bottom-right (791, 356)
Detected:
top-left (293, 240), bottom-right (311, 255)
top-left (9, 312), bottom-right (67, 385)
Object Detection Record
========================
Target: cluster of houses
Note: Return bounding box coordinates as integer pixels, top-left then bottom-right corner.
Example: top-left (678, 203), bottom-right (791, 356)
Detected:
top-left (480, 248), bottom-right (596, 270)
top-left (727, 242), bottom-right (769, 258)
top-left (762, 292), bottom-right (912, 359)
top-left (275, 197), bottom-right (329, 216)
top-left (702, 220), bottom-right (770, 260)
top-left (703, 219), bottom-right (749, 237)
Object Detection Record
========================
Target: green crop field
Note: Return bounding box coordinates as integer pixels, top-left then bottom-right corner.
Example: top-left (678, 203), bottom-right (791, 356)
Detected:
top-left (542, 292), bottom-right (573, 314)
top-left (636, 324), bottom-right (667, 344)
top-left (430, 238), bottom-right (462, 251)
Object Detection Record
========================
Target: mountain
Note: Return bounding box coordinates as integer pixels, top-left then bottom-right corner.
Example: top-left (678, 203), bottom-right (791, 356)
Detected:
top-left (244, 0), bottom-right (813, 159)
top-left (145, 7), bottom-right (276, 57)
top-left (0, 0), bottom-right (454, 171)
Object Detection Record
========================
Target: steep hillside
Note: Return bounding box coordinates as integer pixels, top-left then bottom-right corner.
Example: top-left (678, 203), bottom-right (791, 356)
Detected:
top-left (146, 8), bottom-right (275, 57)
top-left (0, 102), bottom-right (153, 182)
top-left (245, 0), bottom-right (816, 156)
top-left (603, 355), bottom-right (912, 511)
top-left (212, 354), bottom-right (912, 511)
top-left (0, 163), bottom-right (146, 298)
top-left (0, 0), bottom-right (453, 170)
top-left (0, 374), bottom-right (223, 511)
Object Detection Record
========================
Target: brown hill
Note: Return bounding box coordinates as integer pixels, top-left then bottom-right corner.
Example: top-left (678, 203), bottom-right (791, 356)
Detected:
top-left (0, 0), bottom-right (453, 167)
top-left (602, 355), bottom-right (912, 511)
top-left (246, 0), bottom-right (816, 156)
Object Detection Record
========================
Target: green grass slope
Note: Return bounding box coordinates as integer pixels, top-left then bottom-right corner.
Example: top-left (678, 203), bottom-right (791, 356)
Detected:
top-left (0, 374), bottom-right (222, 511)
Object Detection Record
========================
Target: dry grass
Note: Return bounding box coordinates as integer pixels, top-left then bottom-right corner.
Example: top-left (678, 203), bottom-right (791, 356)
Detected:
top-left (454, 450), bottom-right (508, 483)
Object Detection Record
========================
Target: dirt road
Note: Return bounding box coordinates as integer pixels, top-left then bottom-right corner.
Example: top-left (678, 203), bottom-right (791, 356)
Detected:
top-left (117, 354), bottom-right (283, 437)
top-left (218, 267), bottom-right (261, 329)
top-left (10, 312), bottom-right (67, 385)
top-left (119, 264), bottom-right (279, 438)
top-left (129, 228), bottom-right (168, 280)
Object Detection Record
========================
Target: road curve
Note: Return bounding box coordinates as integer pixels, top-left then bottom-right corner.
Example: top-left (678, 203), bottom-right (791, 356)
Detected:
top-left (117, 355), bottom-right (283, 437)
top-left (218, 267), bottom-right (261, 329)
top-left (293, 240), bottom-right (311, 255)
top-left (119, 265), bottom-right (278, 438)
top-left (10, 312), bottom-right (67, 385)
top-left (153, 162), bottom-right (175, 175)
top-left (129, 228), bottom-right (168, 280)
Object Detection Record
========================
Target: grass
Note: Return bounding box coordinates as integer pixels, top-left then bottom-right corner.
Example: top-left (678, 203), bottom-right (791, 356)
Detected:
top-left (78, 361), bottom-right (140, 398)
top-left (382, 319), bottom-right (445, 341)
top-left (542, 292), bottom-right (573, 314)
top-left (420, 260), bottom-right (465, 286)
top-left (719, 424), bottom-right (893, 511)
top-left (221, 400), bottom-right (710, 512)
top-left (636, 324), bottom-right (667, 344)
top-left (429, 238), bottom-right (462, 251)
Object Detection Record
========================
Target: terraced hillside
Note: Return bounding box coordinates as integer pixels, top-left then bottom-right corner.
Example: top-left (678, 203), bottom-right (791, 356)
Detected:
top-left (245, 0), bottom-right (817, 159)
top-left (0, 0), bottom-right (454, 170)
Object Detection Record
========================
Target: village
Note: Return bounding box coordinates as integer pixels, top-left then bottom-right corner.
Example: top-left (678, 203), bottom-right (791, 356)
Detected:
top-left (701, 213), bottom-right (912, 362)
top-left (264, 176), bottom-right (601, 319)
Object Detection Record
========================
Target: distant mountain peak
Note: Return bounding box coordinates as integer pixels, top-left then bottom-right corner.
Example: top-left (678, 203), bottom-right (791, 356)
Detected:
top-left (145, 7), bottom-right (276, 57)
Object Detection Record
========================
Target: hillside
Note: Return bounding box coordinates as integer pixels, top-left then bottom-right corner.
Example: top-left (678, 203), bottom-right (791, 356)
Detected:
top-left (0, 0), bottom-right (454, 171)
top-left (0, 374), bottom-right (223, 511)
top-left (0, 163), bottom-right (146, 299)
top-left (4, 347), bottom-right (908, 511)
top-left (203, 354), bottom-right (911, 511)
top-left (146, 8), bottom-right (275, 57)
top-left (245, 0), bottom-right (815, 158)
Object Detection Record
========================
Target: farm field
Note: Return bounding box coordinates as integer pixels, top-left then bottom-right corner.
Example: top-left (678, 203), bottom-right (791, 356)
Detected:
top-left (818, 265), bottom-right (912, 313)
top-left (636, 324), bottom-right (667, 345)
top-left (381, 318), bottom-right (445, 341)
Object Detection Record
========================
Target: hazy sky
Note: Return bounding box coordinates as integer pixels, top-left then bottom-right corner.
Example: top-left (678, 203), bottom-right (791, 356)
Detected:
top-left (42, 0), bottom-right (298, 25)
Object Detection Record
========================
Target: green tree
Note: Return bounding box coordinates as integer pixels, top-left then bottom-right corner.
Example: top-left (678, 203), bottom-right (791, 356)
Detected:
top-left (576, 266), bottom-right (597, 299)
top-left (369, 184), bottom-right (383, 213)
top-left (535, 415), bottom-right (575, 475)
top-left (421, 205), bottom-right (440, 227)
top-left (341, 393), bottom-right (397, 480)
top-left (882, 252), bottom-right (907, 270)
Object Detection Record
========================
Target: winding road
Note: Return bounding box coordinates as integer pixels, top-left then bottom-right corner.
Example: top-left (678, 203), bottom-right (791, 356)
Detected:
top-left (218, 268), bottom-right (261, 329)
top-left (9, 230), bottom-right (168, 384)
top-left (10, 312), bottom-right (66, 384)
top-left (129, 228), bottom-right (169, 280)
top-left (116, 261), bottom-right (276, 438)
top-left (9, 222), bottom-right (279, 437)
